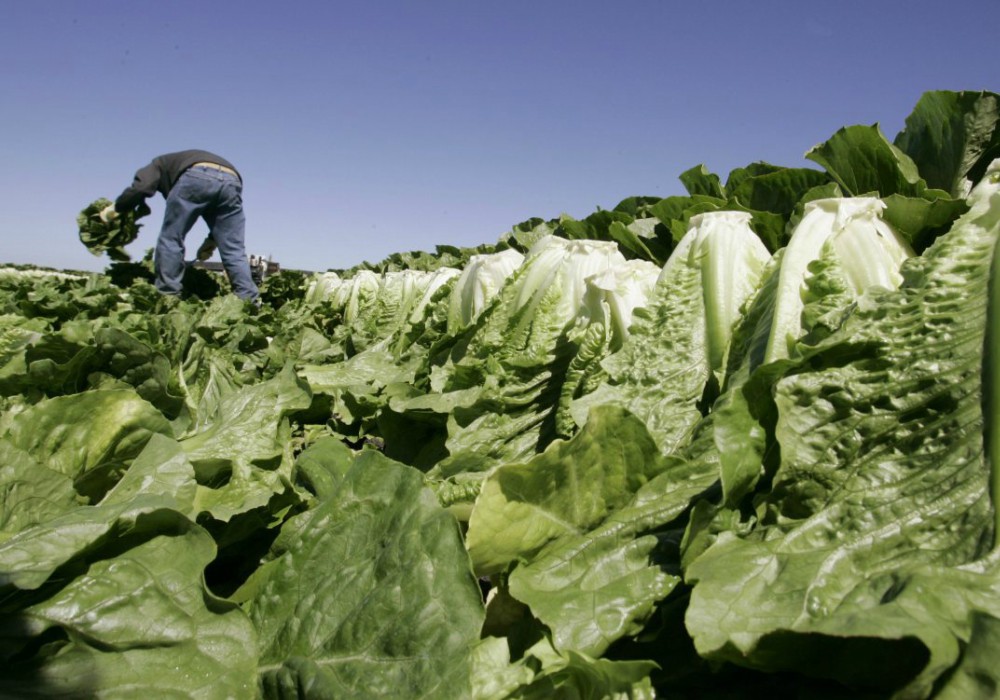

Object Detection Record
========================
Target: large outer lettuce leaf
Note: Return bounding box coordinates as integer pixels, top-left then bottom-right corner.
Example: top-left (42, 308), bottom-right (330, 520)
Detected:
top-left (880, 190), bottom-right (970, 252)
top-left (242, 451), bottom-right (484, 699)
top-left (0, 439), bottom-right (77, 542)
top-left (0, 508), bottom-right (257, 698)
top-left (180, 364), bottom-right (312, 521)
top-left (101, 433), bottom-right (199, 515)
top-left (465, 404), bottom-right (667, 576)
top-left (506, 438), bottom-right (719, 657)
top-left (885, 90), bottom-right (1000, 250)
top-left (806, 124), bottom-right (926, 198)
top-left (726, 164), bottom-right (833, 223)
top-left (0, 496), bottom-right (196, 591)
top-left (805, 113), bottom-right (987, 249)
top-left (684, 161), bottom-right (1000, 696)
top-left (3, 389), bottom-right (173, 501)
top-left (893, 90), bottom-right (1000, 199)
top-left (496, 404), bottom-right (730, 660)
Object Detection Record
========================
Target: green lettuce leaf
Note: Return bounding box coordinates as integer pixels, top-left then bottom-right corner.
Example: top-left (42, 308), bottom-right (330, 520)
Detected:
top-left (499, 638), bottom-right (657, 700)
top-left (466, 404), bottom-right (667, 576)
top-left (0, 503), bottom-right (257, 698)
top-left (242, 450), bottom-right (485, 699)
top-left (180, 364), bottom-right (312, 521)
top-left (3, 389), bottom-right (173, 502)
top-left (893, 89), bottom-right (1000, 198)
top-left (806, 124), bottom-right (926, 198)
top-left (506, 441), bottom-right (718, 657)
top-left (0, 439), bottom-right (77, 542)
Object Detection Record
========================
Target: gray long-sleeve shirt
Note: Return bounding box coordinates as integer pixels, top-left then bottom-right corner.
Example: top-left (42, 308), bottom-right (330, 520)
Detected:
top-left (114, 149), bottom-right (240, 212)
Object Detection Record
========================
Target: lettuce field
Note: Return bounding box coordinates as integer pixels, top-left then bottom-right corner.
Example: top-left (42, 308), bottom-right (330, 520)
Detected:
top-left (2, 89), bottom-right (1000, 698)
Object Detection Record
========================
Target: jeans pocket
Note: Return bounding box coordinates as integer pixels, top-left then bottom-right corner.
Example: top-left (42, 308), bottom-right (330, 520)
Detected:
top-left (220, 180), bottom-right (243, 208)
top-left (175, 171), bottom-right (216, 204)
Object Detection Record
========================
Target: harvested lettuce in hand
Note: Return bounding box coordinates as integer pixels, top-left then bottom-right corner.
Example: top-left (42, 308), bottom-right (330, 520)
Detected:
top-left (77, 197), bottom-right (151, 261)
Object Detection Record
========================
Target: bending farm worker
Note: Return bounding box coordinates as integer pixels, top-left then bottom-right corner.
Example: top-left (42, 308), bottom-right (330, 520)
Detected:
top-left (107, 149), bottom-right (259, 301)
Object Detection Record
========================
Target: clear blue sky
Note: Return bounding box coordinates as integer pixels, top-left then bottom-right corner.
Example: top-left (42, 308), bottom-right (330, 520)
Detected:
top-left (2, 0), bottom-right (997, 273)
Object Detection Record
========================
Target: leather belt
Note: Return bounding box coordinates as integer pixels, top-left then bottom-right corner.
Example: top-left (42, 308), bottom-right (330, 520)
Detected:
top-left (191, 161), bottom-right (238, 177)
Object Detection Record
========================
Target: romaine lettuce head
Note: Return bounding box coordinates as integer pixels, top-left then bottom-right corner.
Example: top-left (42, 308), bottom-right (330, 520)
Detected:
top-left (415, 237), bottom-right (657, 476)
top-left (77, 197), bottom-right (150, 262)
top-left (395, 267), bottom-right (461, 326)
top-left (303, 271), bottom-right (343, 305)
top-left (764, 196), bottom-right (913, 363)
top-left (580, 258), bottom-right (660, 349)
top-left (508, 236), bottom-right (632, 330)
top-left (570, 210), bottom-right (770, 454)
top-left (661, 210), bottom-right (772, 374)
top-left (446, 248), bottom-right (525, 333)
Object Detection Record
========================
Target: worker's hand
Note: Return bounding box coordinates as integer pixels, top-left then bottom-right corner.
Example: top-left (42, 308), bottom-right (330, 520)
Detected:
top-left (99, 205), bottom-right (119, 223)
top-left (196, 237), bottom-right (217, 261)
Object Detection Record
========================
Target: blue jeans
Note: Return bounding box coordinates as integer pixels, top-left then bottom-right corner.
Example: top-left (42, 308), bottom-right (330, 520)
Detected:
top-left (155, 166), bottom-right (259, 300)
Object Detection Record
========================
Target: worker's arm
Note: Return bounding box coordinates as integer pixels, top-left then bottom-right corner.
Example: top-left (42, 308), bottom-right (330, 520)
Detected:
top-left (114, 161), bottom-right (160, 212)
